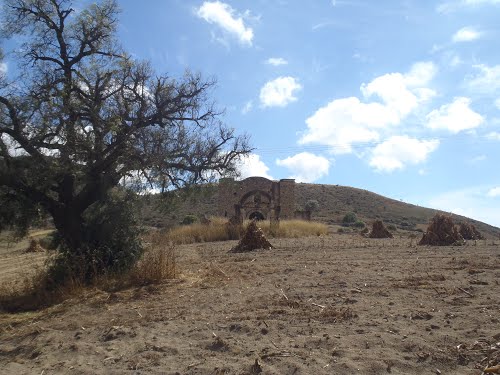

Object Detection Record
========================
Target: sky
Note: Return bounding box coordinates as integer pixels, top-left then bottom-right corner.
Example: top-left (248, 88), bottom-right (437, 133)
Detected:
top-left (4, 0), bottom-right (500, 227)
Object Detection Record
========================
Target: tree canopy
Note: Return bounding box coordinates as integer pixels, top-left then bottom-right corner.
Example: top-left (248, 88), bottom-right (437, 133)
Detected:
top-left (0, 0), bottom-right (251, 276)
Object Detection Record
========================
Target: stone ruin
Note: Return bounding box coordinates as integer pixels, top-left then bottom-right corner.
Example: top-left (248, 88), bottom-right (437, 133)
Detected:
top-left (218, 177), bottom-right (295, 225)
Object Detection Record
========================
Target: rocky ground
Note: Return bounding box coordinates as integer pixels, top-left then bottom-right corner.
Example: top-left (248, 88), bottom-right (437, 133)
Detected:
top-left (1, 233), bottom-right (500, 374)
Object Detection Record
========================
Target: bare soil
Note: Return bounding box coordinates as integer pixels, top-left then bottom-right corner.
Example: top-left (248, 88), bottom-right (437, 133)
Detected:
top-left (1, 233), bottom-right (500, 375)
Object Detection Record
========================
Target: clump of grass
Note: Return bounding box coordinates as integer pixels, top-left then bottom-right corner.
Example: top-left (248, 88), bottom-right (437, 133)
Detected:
top-left (164, 218), bottom-right (328, 244)
top-left (165, 219), bottom-right (238, 245)
top-left (256, 219), bottom-right (328, 238)
top-left (128, 238), bottom-right (176, 285)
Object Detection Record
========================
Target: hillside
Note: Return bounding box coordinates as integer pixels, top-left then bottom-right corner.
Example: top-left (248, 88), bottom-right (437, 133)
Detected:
top-left (138, 182), bottom-right (500, 239)
top-left (295, 183), bottom-right (500, 238)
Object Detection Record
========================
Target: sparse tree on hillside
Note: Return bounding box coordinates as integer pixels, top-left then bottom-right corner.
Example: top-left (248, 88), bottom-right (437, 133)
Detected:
top-left (305, 199), bottom-right (319, 213)
top-left (0, 0), bottom-right (251, 279)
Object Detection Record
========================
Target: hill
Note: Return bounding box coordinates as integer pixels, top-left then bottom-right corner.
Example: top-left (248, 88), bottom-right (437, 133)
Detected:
top-left (138, 182), bottom-right (500, 239)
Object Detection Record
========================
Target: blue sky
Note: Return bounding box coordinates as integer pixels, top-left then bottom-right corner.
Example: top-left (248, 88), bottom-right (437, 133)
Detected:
top-left (4, 0), bottom-right (500, 227)
top-left (105, 0), bottom-right (500, 227)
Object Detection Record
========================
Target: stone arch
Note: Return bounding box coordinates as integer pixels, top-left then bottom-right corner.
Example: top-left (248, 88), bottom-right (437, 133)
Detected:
top-left (239, 189), bottom-right (272, 206)
top-left (248, 211), bottom-right (266, 220)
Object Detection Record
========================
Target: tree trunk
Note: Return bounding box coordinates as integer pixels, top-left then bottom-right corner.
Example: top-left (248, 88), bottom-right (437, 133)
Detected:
top-left (52, 206), bottom-right (85, 252)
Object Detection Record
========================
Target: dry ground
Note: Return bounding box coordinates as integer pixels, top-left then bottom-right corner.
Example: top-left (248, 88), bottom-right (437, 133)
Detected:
top-left (1, 233), bottom-right (500, 375)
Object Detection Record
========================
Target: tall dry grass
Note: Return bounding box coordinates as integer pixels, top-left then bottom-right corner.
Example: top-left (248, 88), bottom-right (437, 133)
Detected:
top-left (129, 235), bottom-right (176, 285)
top-left (164, 217), bottom-right (328, 245)
top-left (165, 217), bottom-right (236, 244)
top-left (257, 219), bottom-right (328, 238)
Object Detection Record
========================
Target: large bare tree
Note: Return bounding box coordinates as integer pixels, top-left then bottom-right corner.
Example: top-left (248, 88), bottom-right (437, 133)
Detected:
top-left (0, 0), bottom-right (250, 268)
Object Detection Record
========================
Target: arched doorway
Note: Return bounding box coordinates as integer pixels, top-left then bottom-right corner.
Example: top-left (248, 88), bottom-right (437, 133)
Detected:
top-left (248, 211), bottom-right (266, 221)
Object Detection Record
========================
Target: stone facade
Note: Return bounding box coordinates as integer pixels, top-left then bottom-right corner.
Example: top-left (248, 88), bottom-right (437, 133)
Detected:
top-left (218, 177), bottom-right (295, 223)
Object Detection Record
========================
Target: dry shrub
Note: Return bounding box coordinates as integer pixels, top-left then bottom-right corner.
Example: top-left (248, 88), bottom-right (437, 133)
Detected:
top-left (458, 222), bottom-right (483, 240)
top-left (128, 242), bottom-right (176, 285)
top-left (369, 220), bottom-right (393, 239)
top-left (419, 213), bottom-right (464, 246)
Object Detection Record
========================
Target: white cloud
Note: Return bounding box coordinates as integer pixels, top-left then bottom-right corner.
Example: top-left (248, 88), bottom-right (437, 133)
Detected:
top-left (487, 131), bottom-right (500, 140)
top-left (452, 27), bottom-right (482, 42)
top-left (300, 61), bottom-right (437, 154)
top-left (259, 76), bottom-right (302, 108)
top-left (0, 62), bottom-right (6, 74)
top-left (495, 98), bottom-right (500, 109)
top-left (237, 154), bottom-right (273, 179)
top-left (196, 1), bottom-right (253, 46)
top-left (265, 57), bottom-right (288, 66)
top-left (404, 61), bottom-right (438, 86)
top-left (369, 136), bottom-right (439, 173)
top-left (276, 152), bottom-right (330, 182)
top-left (361, 62), bottom-right (437, 118)
top-left (241, 100), bottom-right (253, 114)
top-left (300, 97), bottom-right (390, 154)
top-left (426, 97), bottom-right (484, 133)
top-left (438, 0), bottom-right (500, 13)
top-left (487, 187), bottom-right (500, 197)
top-left (466, 64), bottom-right (500, 93)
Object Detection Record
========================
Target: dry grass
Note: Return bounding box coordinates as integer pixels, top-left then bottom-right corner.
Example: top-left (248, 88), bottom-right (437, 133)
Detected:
top-left (128, 237), bottom-right (177, 285)
top-left (258, 219), bottom-right (328, 238)
top-left (0, 236), bottom-right (177, 312)
top-left (164, 217), bottom-right (235, 244)
top-left (0, 256), bottom-right (85, 312)
top-left (163, 218), bottom-right (328, 245)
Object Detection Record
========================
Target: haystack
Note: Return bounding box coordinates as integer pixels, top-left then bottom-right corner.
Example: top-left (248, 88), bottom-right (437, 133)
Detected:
top-left (230, 220), bottom-right (273, 253)
top-left (369, 220), bottom-right (393, 239)
top-left (419, 214), bottom-right (464, 246)
top-left (458, 222), bottom-right (483, 240)
top-left (25, 238), bottom-right (45, 253)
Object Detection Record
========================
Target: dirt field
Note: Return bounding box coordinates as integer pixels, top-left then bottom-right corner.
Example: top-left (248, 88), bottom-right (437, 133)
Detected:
top-left (1, 233), bottom-right (500, 374)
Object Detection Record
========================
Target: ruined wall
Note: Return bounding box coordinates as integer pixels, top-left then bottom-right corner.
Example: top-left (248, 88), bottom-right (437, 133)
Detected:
top-left (218, 177), bottom-right (295, 221)
top-left (278, 179), bottom-right (295, 220)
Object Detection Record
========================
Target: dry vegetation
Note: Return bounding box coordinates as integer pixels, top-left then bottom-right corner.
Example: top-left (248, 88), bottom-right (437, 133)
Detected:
top-left (0, 231), bottom-right (177, 313)
top-left (164, 218), bottom-right (328, 245)
top-left (1, 229), bottom-right (500, 374)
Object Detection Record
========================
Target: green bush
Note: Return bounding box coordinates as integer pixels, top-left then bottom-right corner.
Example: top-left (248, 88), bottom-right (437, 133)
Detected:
top-left (353, 220), bottom-right (365, 228)
top-left (49, 190), bottom-right (143, 285)
top-left (305, 199), bottom-right (320, 212)
top-left (387, 224), bottom-right (397, 231)
top-left (342, 212), bottom-right (357, 226)
top-left (180, 214), bottom-right (198, 226)
top-left (37, 232), bottom-right (58, 250)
